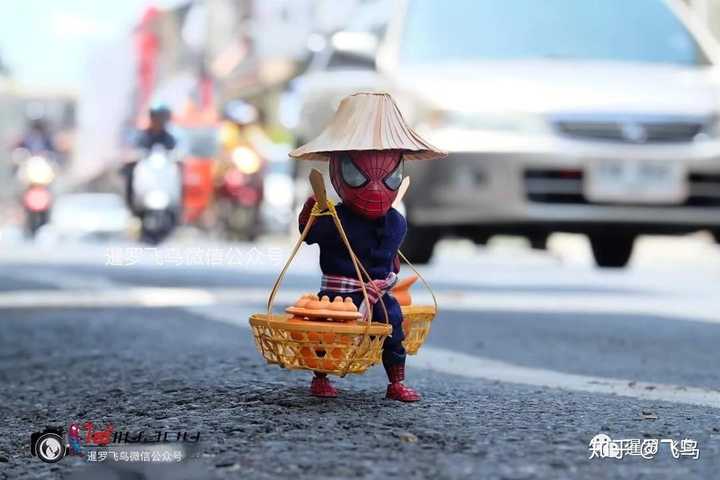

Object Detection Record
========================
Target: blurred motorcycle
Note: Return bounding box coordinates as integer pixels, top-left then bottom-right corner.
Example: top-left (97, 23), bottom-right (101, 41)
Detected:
top-left (132, 146), bottom-right (182, 244)
top-left (215, 144), bottom-right (264, 241)
top-left (16, 151), bottom-right (56, 237)
top-left (216, 101), bottom-right (266, 241)
top-left (173, 125), bottom-right (217, 227)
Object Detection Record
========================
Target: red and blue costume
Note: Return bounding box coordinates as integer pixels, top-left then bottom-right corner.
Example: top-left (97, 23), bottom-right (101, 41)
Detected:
top-left (298, 149), bottom-right (420, 402)
top-left (289, 92), bottom-right (446, 401)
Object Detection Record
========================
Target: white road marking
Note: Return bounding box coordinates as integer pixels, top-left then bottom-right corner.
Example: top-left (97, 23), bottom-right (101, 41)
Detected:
top-left (187, 304), bottom-right (720, 409)
top-left (3, 258), bottom-right (720, 408)
top-left (2, 287), bottom-right (719, 325)
top-left (415, 348), bottom-right (720, 408)
top-left (411, 292), bottom-right (720, 324)
top-left (0, 288), bottom-right (217, 309)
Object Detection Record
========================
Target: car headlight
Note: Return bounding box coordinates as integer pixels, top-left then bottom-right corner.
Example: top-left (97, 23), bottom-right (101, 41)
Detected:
top-left (24, 156), bottom-right (55, 185)
top-left (232, 147), bottom-right (261, 174)
top-left (422, 110), bottom-right (551, 134)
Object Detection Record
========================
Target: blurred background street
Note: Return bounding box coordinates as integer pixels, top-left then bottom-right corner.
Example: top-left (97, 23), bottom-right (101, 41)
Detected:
top-left (2, 0), bottom-right (720, 478)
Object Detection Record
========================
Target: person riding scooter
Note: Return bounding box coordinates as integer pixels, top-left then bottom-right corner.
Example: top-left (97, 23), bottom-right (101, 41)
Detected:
top-left (14, 117), bottom-right (58, 237)
top-left (17, 118), bottom-right (57, 155)
top-left (122, 104), bottom-right (176, 212)
top-left (136, 105), bottom-right (176, 151)
top-left (124, 105), bottom-right (182, 243)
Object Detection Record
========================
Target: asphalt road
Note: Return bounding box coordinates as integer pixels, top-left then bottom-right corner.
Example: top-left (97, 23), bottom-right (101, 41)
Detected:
top-left (1, 235), bottom-right (720, 479)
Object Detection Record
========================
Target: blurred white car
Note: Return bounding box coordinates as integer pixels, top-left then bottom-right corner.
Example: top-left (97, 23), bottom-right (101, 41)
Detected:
top-left (259, 144), bottom-right (296, 233)
top-left (44, 193), bottom-right (131, 241)
top-left (281, 5), bottom-right (392, 211)
top-left (370, 0), bottom-right (720, 267)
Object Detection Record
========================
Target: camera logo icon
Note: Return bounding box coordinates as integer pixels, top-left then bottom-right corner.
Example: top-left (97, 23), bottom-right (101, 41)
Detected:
top-left (31, 427), bottom-right (68, 463)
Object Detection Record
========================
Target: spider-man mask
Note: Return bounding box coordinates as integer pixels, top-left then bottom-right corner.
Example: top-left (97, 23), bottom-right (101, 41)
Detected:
top-left (330, 150), bottom-right (404, 220)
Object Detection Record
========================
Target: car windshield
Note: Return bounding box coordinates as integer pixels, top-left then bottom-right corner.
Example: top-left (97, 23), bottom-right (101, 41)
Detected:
top-left (400, 0), bottom-right (708, 66)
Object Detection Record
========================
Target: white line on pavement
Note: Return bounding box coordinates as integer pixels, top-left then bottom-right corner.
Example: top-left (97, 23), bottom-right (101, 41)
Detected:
top-left (187, 304), bottom-right (720, 409)
top-left (2, 287), bottom-right (719, 325)
top-left (415, 348), bottom-right (720, 408)
top-left (0, 288), bottom-right (217, 308)
top-left (3, 281), bottom-right (719, 408)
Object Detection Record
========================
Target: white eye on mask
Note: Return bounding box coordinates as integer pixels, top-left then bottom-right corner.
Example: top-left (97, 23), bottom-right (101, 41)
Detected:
top-left (383, 159), bottom-right (403, 190)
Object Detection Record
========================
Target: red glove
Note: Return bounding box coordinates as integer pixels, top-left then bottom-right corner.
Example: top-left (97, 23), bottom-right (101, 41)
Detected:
top-left (298, 196), bottom-right (316, 229)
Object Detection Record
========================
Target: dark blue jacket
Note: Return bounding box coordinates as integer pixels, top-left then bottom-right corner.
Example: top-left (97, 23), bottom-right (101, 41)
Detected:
top-left (135, 129), bottom-right (176, 151)
top-left (301, 203), bottom-right (408, 364)
top-left (301, 203), bottom-right (406, 280)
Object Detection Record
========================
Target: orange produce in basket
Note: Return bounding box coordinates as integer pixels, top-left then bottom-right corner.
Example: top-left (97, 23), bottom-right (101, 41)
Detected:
top-left (286, 293), bottom-right (361, 322)
top-left (392, 275), bottom-right (418, 306)
top-left (286, 317), bottom-right (348, 371)
top-left (322, 358), bottom-right (339, 370)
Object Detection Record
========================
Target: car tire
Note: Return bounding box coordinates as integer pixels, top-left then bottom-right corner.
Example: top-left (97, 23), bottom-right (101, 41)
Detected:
top-left (471, 233), bottom-right (490, 246)
top-left (588, 234), bottom-right (636, 268)
top-left (401, 225), bottom-right (438, 264)
top-left (528, 233), bottom-right (549, 250)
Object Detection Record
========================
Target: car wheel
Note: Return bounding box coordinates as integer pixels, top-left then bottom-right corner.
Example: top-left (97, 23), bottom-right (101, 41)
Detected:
top-left (401, 225), bottom-right (438, 264)
top-left (471, 233), bottom-right (490, 246)
top-left (528, 233), bottom-right (549, 250)
top-left (588, 234), bottom-right (636, 268)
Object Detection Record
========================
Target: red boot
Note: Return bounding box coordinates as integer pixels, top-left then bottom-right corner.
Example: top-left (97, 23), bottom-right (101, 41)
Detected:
top-left (310, 373), bottom-right (337, 398)
top-left (385, 364), bottom-right (421, 402)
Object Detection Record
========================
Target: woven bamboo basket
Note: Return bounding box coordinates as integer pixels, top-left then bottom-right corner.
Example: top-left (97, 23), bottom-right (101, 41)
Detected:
top-left (249, 314), bottom-right (391, 374)
top-left (249, 169), bottom-right (396, 377)
top-left (401, 305), bottom-right (436, 355)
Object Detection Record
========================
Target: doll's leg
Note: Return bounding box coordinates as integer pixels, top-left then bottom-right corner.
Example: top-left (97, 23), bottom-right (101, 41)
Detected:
top-left (310, 372), bottom-right (337, 398)
top-left (383, 348), bottom-right (421, 402)
top-left (381, 299), bottom-right (421, 402)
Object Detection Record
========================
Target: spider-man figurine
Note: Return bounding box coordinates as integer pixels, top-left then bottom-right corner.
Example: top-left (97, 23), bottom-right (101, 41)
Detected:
top-left (291, 92), bottom-right (446, 402)
top-left (68, 424), bottom-right (83, 455)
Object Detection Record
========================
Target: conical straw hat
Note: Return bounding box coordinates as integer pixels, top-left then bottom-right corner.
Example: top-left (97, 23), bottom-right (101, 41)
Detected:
top-left (289, 92), bottom-right (447, 161)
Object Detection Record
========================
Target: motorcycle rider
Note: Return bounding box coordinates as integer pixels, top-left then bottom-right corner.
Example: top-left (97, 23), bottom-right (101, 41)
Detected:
top-left (17, 118), bottom-right (56, 154)
top-left (11, 117), bottom-right (58, 177)
top-left (14, 118), bottom-right (58, 236)
top-left (136, 104), bottom-right (176, 151)
top-left (122, 104), bottom-right (176, 211)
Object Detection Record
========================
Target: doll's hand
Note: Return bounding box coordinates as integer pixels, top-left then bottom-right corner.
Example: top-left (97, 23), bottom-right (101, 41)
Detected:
top-left (298, 196), bottom-right (316, 229)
